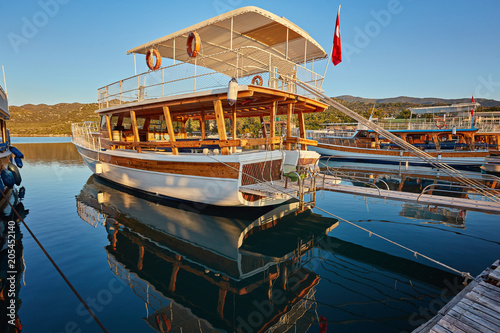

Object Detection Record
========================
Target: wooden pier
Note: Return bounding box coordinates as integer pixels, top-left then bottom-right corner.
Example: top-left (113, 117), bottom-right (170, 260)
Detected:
top-left (240, 174), bottom-right (500, 214)
top-left (413, 260), bottom-right (500, 333)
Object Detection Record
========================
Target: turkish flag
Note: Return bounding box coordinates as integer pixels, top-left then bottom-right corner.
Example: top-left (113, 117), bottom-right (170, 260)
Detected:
top-left (332, 10), bottom-right (342, 66)
top-left (471, 95), bottom-right (475, 103)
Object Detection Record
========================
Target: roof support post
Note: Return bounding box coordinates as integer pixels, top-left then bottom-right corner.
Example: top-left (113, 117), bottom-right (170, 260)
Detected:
top-left (130, 110), bottom-right (142, 153)
top-left (286, 28), bottom-right (289, 60)
top-left (163, 106), bottom-right (178, 155)
top-left (286, 104), bottom-right (293, 150)
top-left (260, 115), bottom-right (267, 139)
top-left (232, 105), bottom-right (237, 153)
top-left (298, 111), bottom-right (307, 150)
top-left (213, 99), bottom-right (230, 155)
top-left (200, 110), bottom-right (206, 140)
top-left (269, 101), bottom-right (276, 150)
top-left (105, 114), bottom-right (114, 150)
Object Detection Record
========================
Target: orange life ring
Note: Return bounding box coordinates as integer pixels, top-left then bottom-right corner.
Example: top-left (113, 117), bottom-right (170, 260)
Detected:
top-left (251, 75), bottom-right (263, 86)
top-left (186, 32), bottom-right (201, 58)
top-left (146, 49), bottom-right (161, 71)
top-left (436, 120), bottom-right (447, 129)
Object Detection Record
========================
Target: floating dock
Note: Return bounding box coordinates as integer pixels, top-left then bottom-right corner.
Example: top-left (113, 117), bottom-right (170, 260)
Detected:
top-left (413, 260), bottom-right (500, 333)
top-left (240, 174), bottom-right (500, 214)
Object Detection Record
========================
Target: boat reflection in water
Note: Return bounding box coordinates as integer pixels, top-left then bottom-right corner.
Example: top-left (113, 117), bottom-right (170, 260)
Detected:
top-left (400, 203), bottom-right (466, 228)
top-left (0, 192), bottom-right (27, 333)
top-left (76, 176), bottom-right (338, 332)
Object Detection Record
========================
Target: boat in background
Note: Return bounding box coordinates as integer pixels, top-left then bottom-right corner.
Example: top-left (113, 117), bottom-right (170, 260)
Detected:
top-left (0, 85), bottom-right (25, 206)
top-left (306, 102), bottom-right (497, 169)
top-left (72, 6), bottom-right (328, 207)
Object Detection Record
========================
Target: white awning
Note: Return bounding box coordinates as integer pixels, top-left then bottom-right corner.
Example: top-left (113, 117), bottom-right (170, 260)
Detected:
top-left (409, 103), bottom-right (480, 115)
top-left (0, 86), bottom-right (9, 119)
top-left (127, 6), bottom-right (327, 67)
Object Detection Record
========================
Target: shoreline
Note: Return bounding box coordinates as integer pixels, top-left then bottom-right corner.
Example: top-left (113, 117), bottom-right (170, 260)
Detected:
top-left (11, 134), bottom-right (71, 137)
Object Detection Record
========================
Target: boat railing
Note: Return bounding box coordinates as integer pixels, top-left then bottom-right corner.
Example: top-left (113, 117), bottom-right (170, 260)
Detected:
top-left (378, 117), bottom-right (500, 133)
top-left (71, 121), bottom-right (101, 151)
top-left (97, 46), bottom-right (324, 109)
top-left (417, 183), bottom-right (500, 202)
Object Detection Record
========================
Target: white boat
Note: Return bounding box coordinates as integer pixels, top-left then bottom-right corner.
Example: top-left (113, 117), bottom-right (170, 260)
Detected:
top-left (305, 103), bottom-right (498, 169)
top-left (71, 6), bottom-right (328, 207)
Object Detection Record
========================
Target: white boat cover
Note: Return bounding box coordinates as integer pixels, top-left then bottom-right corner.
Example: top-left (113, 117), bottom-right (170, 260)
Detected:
top-left (127, 6), bottom-right (327, 70)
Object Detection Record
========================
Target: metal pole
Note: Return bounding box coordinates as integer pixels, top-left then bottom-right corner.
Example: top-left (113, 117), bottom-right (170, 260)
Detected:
top-left (2, 66), bottom-right (7, 96)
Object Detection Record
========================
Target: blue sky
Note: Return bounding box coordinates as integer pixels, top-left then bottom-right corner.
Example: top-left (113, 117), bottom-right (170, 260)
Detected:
top-left (1, 0), bottom-right (499, 106)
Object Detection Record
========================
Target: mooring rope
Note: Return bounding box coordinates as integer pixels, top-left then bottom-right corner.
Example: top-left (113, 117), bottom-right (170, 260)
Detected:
top-left (2, 190), bottom-right (109, 333)
top-left (208, 155), bottom-right (474, 282)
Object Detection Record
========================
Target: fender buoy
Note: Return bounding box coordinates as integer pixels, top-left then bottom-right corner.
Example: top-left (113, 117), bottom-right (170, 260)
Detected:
top-left (8, 162), bottom-right (21, 186)
top-left (251, 75), bottom-right (263, 86)
top-left (15, 156), bottom-right (23, 168)
top-left (10, 146), bottom-right (24, 158)
top-left (156, 314), bottom-right (171, 332)
top-left (18, 186), bottom-right (26, 199)
top-left (186, 32), bottom-right (201, 57)
top-left (0, 178), bottom-right (4, 192)
top-left (1, 169), bottom-right (15, 188)
top-left (146, 49), bottom-right (161, 71)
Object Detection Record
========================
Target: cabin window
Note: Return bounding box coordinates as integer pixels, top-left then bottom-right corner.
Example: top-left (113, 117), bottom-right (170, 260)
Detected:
top-left (110, 115), bottom-right (119, 128)
top-left (100, 116), bottom-right (106, 130)
top-left (121, 117), bottom-right (131, 130)
top-left (136, 118), bottom-right (146, 130)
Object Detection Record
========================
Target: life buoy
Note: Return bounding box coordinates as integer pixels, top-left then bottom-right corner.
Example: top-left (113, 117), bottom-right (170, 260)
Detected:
top-left (156, 314), bottom-right (171, 332)
top-left (146, 49), bottom-right (161, 71)
top-left (8, 162), bottom-right (22, 185)
top-left (436, 120), bottom-right (447, 129)
top-left (251, 75), bottom-right (263, 86)
top-left (186, 32), bottom-right (201, 58)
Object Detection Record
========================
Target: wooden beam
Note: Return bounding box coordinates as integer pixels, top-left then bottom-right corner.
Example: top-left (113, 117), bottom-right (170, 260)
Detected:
top-left (162, 106), bottom-right (178, 155)
top-left (200, 110), bottom-right (206, 140)
top-left (297, 111), bottom-right (307, 150)
top-left (232, 106), bottom-right (237, 153)
top-left (129, 110), bottom-right (141, 153)
top-left (260, 115), bottom-right (267, 138)
top-left (286, 103), bottom-right (293, 150)
top-left (105, 115), bottom-right (113, 141)
top-left (213, 100), bottom-right (230, 155)
top-left (270, 101), bottom-right (276, 139)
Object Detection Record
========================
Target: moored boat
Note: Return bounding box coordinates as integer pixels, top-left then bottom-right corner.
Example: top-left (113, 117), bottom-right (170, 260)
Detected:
top-left (0, 85), bottom-right (24, 205)
top-left (71, 6), bottom-right (328, 207)
top-left (306, 102), bottom-right (497, 169)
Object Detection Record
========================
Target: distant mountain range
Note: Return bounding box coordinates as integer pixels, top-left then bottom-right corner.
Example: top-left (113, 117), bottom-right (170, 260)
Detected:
top-left (336, 95), bottom-right (500, 107)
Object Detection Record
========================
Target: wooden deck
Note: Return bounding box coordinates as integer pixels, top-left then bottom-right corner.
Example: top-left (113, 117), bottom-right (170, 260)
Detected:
top-left (413, 260), bottom-right (500, 333)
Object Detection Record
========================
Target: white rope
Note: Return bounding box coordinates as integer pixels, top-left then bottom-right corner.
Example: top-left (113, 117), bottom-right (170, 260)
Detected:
top-left (208, 155), bottom-right (473, 281)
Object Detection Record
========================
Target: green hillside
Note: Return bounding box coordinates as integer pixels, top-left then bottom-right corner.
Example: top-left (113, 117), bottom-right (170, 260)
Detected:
top-left (9, 103), bottom-right (99, 136)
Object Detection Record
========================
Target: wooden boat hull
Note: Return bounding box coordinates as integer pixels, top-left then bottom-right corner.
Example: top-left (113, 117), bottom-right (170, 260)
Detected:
top-left (75, 144), bottom-right (318, 207)
top-left (310, 143), bottom-right (488, 168)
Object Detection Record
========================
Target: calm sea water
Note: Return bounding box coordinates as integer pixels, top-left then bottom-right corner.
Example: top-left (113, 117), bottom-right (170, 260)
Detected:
top-left (4, 141), bottom-right (500, 333)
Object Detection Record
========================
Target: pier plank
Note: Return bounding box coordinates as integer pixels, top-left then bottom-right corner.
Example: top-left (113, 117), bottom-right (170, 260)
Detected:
top-left (461, 298), bottom-right (500, 322)
top-left (447, 307), bottom-right (499, 332)
top-left (455, 302), bottom-right (500, 329)
top-left (438, 315), bottom-right (480, 333)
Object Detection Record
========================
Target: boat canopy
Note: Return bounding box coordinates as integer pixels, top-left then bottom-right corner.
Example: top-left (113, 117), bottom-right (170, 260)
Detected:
top-left (409, 102), bottom-right (480, 115)
top-left (0, 86), bottom-right (9, 119)
top-left (127, 6), bottom-right (327, 72)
